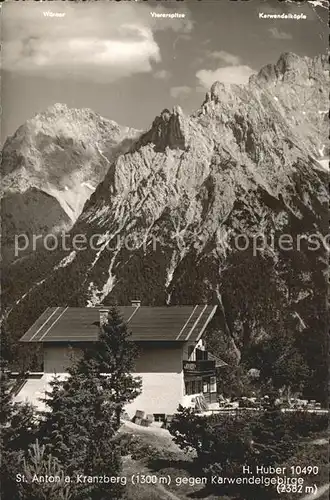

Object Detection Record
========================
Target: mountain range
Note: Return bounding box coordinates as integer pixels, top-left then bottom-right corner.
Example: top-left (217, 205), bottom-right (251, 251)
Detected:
top-left (1, 52), bottom-right (329, 400)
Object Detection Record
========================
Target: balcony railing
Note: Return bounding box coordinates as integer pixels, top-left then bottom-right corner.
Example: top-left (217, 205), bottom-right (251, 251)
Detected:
top-left (183, 359), bottom-right (216, 374)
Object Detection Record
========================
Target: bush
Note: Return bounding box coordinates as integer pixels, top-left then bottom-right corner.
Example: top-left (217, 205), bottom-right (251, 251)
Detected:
top-left (282, 411), bottom-right (328, 437)
top-left (169, 406), bottom-right (255, 476)
top-left (116, 433), bottom-right (160, 462)
top-left (19, 440), bottom-right (73, 500)
top-left (251, 406), bottom-right (297, 467)
top-left (168, 406), bottom-right (211, 455)
top-left (0, 361), bottom-right (37, 500)
top-left (168, 404), bottom-right (317, 499)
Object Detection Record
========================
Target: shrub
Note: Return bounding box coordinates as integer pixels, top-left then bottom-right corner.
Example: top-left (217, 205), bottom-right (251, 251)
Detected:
top-left (169, 406), bottom-right (254, 476)
top-left (282, 411), bottom-right (328, 437)
top-left (19, 440), bottom-right (73, 500)
top-left (169, 404), bottom-right (311, 499)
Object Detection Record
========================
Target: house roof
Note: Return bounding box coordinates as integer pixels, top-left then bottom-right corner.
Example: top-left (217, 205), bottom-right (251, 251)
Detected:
top-left (20, 305), bottom-right (217, 343)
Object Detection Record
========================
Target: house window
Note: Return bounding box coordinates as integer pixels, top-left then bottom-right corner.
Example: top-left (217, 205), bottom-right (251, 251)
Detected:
top-left (196, 349), bottom-right (207, 361)
top-left (185, 380), bottom-right (202, 395)
top-left (203, 379), bottom-right (209, 393)
top-left (210, 376), bottom-right (217, 393)
top-left (185, 381), bottom-right (192, 395)
top-left (188, 345), bottom-right (194, 360)
top-left (154, 414), bottom-right (166, 423)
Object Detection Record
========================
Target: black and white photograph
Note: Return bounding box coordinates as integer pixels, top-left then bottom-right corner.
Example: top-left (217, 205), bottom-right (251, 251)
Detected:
top-left (0, 0), bottom-right (329, 499)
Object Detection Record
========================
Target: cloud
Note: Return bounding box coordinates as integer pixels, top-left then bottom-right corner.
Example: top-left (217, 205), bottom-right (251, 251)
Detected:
top-left (154, 69), bottom-right (172, 80)
top-left (208, 50), bottom-right (241, 66)
top-left (170, 86), bottom-right (192, 99)
top-left (1, 2), bottom-right (193, 83)
top-left (268, 27), bottom-right (293, 40)
top-left (197, 48), bottom-right (254, 88)
top-left (196, 65), bottom-right (255, 88)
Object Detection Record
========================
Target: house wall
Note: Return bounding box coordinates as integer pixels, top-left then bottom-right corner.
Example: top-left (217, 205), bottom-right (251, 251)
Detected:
top-left (42, 343), bottom-right (185, 416)
top-left (14, 374), bottom-right (69, 412)
top-left (126, 344), bottom-right (185, 417)
top-left (43, 345), bottom-right (82, 373)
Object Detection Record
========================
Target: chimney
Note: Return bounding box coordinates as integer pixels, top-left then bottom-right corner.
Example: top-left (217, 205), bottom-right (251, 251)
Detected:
top-left (131, 300), bottom-right (141, 308)
top-left (99, 307), bottom-right (109, 326)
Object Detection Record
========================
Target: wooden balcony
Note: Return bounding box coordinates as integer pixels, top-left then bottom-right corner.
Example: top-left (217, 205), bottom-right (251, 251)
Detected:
top-left (183, 359), bottom-right (216, 375)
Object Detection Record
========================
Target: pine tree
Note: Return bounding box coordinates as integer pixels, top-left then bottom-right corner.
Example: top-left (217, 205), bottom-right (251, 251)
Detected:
top-left (0, 327), bottom-right (15, 364)
top-left (252, 396), bottom-right (296, 466)
top-left (40, 307), bottom-right (142, 499)
top-left (250, 328), bottom-right (310, 399)
top-left (0, 359), bottom-right (37, 500)
top-left (79, 306), bottom-right (142, 427)
top-left (39, 376), bottom-right (72, 464)
top-left (20, 439), bottom-right (73, 500)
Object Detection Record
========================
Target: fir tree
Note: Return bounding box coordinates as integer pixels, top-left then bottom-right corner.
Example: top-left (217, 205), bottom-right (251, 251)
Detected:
top-left (39, 376), bottom-right (72, 464)
top-left (252, 396), bottom-right (297, 466)
top-left (0, 327), bottom-right (15, 364)
top-left (20, 439), bottom-right (72, 500)
top-left (0, 359), bottom-right (37, 500)
top-left (79, 306), bottom-right (142, 427)
top-left (40, 307), bottom-right (141, 499)
top-left (249, 328), bottom-right (310, 400)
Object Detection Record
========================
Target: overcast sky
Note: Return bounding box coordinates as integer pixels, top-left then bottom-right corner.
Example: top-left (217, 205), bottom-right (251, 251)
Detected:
top-left (1, 0), bottom-right (327, 142)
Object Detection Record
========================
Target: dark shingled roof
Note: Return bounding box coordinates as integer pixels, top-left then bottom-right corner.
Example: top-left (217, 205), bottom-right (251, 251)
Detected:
top-left (20, 305), bottom-right (217, 343)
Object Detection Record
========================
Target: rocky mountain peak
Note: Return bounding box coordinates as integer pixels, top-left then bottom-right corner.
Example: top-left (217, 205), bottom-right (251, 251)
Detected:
top-left (136, 106), bottom-right (189, 152)
top-left (42, 102), bottom-right (69, 114)
top-left (250, 52), bottom-right (328, 86)
top-left (1, 104), bottom-right (141, 262)
top-left (210, 81), bottom-right (233, 101)
top-left (201, 81), bottom-right (238, 111)
top-left (36, 102), bottom-right (125, 133)
top-left (276, 52), bottom-right (309, 80)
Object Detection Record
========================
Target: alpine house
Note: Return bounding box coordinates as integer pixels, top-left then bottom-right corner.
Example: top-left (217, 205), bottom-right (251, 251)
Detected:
top-left (16, 303), bottom-right (224, 417)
